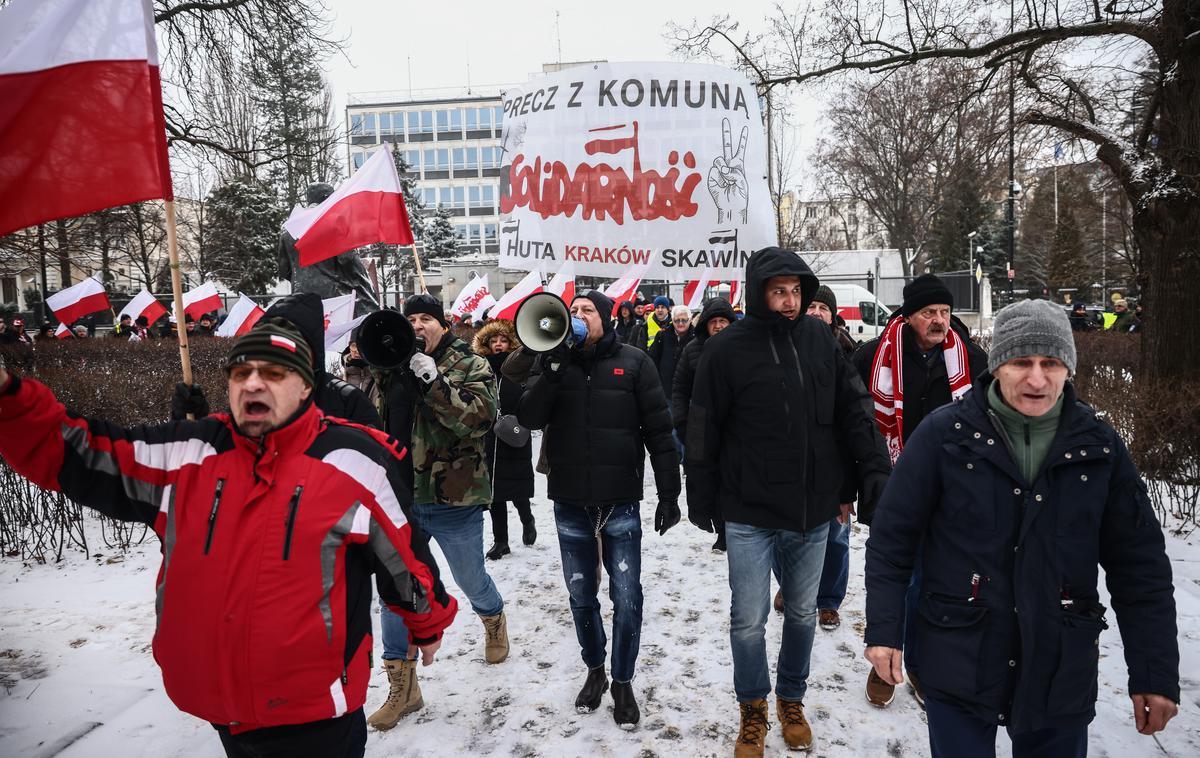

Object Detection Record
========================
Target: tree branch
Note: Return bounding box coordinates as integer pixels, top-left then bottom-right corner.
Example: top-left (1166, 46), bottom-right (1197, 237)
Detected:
top-left (154, 0), bottom-right (254, 24)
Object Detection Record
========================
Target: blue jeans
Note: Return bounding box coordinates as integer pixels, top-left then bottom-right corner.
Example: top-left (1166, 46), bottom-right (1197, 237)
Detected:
top-left (554, 502), bottom-right (643, 683)
top-left (726, 520), bottom-right (829, 703)
top-left (381, 504), bottom-right (503, 660)
top-left (925, 694), bottom-right (1087, 758)
top-left (816, 517), bottom-right (850, 611)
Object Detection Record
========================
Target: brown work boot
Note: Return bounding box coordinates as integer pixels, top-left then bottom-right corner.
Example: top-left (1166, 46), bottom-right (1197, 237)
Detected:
top-left (776, 698), bottom-right (813, 751)
top-left (366, 658), bottom-right (423, 730)
top-left (734, 698), bottom-right (770, 757)
top-left (818, 609), bottom-right (840, 630)
top-left (773, 589), bottom-right (785, 614)
top-left (907, 671), bottom-right (926, 710)
top-left (480, 611), bottom-right (509, 663)
top-left (865, 668), bottom-right (895, 708)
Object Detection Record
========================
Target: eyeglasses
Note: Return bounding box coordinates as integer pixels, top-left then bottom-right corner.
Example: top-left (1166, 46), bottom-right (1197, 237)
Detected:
top-left (673, 318), bottom-right (691, 324)
top-left (228, 364), bottom-right (295, 383)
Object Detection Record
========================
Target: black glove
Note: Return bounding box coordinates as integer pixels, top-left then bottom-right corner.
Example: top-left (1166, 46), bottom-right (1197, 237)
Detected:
top-left (170, 382), bottom-right (210, 420)
top-left (855, 471), bottom-right (889, 527)
top-left (654, 498), bottom-right (681, 536)
top-left (538, 344), bottom-right (572, 380)
top-left (687, 505), bottom-right (714, 533)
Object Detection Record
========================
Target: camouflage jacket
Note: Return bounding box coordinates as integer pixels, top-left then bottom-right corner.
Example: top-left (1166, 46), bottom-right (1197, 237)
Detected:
top-left (381, 333), bottom-right (497, 507)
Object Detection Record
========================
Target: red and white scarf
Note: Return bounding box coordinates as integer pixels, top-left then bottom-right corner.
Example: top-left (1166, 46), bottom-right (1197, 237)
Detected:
top-left (869, 317), bottom-right (972, 464)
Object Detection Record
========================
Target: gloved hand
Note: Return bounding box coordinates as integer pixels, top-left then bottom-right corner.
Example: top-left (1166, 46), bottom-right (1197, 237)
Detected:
top-left (687, 505), bottom-right (714, 533)
top-left (538, 344), bottom-right (572, 380)
top-left (408, 352), bottom-right (438, 384)
top-left (170, 382), bottom-right (210, 420)
top-left (855, 472), bottom-right (889, 527)
top-left (655, 498), bottom-right (681, 536)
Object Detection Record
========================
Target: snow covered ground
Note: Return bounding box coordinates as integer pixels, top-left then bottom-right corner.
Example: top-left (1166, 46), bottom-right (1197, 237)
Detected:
top-left (1, 435), bottom-right (1198, 757)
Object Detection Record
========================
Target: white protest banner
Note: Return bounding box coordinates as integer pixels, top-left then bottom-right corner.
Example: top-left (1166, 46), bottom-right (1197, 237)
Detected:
top-left (497, 62), bottom-right (774, 281)
top-left (449, 275), bottom-right (496, 320)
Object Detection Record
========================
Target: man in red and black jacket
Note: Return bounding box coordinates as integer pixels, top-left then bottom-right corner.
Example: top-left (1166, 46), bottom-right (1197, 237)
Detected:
top-left (0, 317), bottom-right (457, 758)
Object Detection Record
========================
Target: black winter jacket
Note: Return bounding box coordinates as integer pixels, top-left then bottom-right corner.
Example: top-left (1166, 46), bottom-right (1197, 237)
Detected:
top-left (648, 324), bottom-right (693, 407)
top-left (483, 351), bottom-right (534, 501)
top-left (864, 376), bottom-right (1179, 733)
top-left (518, 330), bottom-right (680, 507)
top-left (671, 298), bottom-right (736, 440)
top-left (851, 315), bottom-right (988, 444)
top-left (614, 302), bottom-right (642, 345)
top-left (685, 247), bottom-right (891, 532)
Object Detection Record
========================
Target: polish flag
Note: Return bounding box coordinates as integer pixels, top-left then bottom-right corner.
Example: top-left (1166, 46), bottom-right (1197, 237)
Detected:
top-left (0, 0), bottom-right (172, 238)
top-left (283, 147), bottom-right (414, 267)
top-left (46, 277), bottom-right (110, 325)
top-left (683, 269), bottom-right (720, 310)
top-left (322, 293), bottom-right (355, 331)
top-left (603, 266), bottom-right (647, 316)
top-left (182, 281), bottom-right (222, 319)
top-left (214, 294), bottom-right (264, 337)
top-left (729, 280), bottom-right (742, 307)
top-left (54, 322), bottom-right (71, 339)
top-left (450, 275), bottom-right (497, 320)
top-left (545, 262), bottom-right (576, 305)
top-left (117, 288), bottom-right (167, 325)
top-left (489, 270), bottom-right (543, 322)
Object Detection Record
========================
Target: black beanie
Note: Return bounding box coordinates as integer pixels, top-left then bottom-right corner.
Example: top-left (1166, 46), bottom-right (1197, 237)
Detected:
top-left (572, 290), bottom-right (615, 332)
top-left (225, 317), bottom-right (315, 387)
top-left (902, 274), bottom-right (954, 317)
top-left (811, 284), bottom-right (837, 313)
top-left (403, 293), bottom-right (448, 327)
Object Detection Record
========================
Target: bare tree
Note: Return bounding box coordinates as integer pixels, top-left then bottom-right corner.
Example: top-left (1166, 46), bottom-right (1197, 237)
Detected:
top-left (672, 0), bottom-right (1198, 383)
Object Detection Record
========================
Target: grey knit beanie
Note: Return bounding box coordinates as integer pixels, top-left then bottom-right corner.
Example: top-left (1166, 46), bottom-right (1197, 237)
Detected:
top-left (989, 299), bottom-right (1077, 375)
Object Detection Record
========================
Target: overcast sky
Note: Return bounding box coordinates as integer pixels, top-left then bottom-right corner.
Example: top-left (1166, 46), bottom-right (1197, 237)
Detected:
top-left (320, 0), bottom-right (824, 192)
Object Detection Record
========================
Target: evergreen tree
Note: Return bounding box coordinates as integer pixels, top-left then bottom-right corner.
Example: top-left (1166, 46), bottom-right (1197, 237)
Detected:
top-left (204, 178), bottom-right (284, 293)
top-left (423, 207), bottom-right (459, 262)
top-left (1046, 202), bottom-right (1089, 295)
top-left (927, 167), bottom-right (995, 273)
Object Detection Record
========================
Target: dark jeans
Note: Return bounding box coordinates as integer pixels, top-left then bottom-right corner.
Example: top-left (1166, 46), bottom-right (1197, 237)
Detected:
top-left (925, 695), bottom-right (1087, 758)
top-left (553, 501), bottom-right (643, 683)
top-left (489, 497), bottom-right (533, 545)
top-left (816, 518), bottom-right (850, 611)
top-left (214, 709), bottom-right (366, 758)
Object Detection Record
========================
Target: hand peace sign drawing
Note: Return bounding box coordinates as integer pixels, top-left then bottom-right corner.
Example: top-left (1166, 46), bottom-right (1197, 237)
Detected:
top-left (707, 117), bottom-right (750, 224)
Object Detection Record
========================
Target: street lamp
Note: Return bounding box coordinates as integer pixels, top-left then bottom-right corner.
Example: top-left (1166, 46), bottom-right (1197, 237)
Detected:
top-left (967, 231), bottom-right (978, 310)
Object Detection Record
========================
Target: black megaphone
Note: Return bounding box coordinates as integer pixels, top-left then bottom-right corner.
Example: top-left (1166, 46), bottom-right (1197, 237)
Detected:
top-left (356, 309), bottom-right (420, 369)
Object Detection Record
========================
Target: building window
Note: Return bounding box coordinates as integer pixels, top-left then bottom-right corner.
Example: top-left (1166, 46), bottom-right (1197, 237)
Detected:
top-left (424, 148), bottom-right (449, 171)
top-left (349, 114), bottom-right (364, 135)
top-left (404, 149), bottom-right (421, 173)
top-left (1, 276), bottom-right (16, 305)
top-left (493, 106), bottom-right (503, 128)
top-left (452, 186), bottom-right (465, 208)
top-left (436, 109), bottom-right (462, 132)
top-left (378, 112), bottom-right (392, 135)
top-left (452, 147), bottom-right (479, 171)
top-left (469, 185), bottom-right (494, 209)
top-left (453, 224), bottom-right (469, 241)
top-left (464, 147), bottom-right (478, 169)
top-left (422, 187), bottom-right (437, 208)
top-left (452, 148), bottom-right (466, 171)
top-left (439, 187), bottom-right (452, 207)
top-left (362, 112), bottom-right (376, 135)
top-left (480, 146), bottom-right (500, 168)
top-left (409, 111), bottom-right (433, 133)
top-left (467, 224), bottom-right (481, 245)
top-left (466, 107), bottom-right (492, 130)
top-left (483, 223), bottom-right (497, 242)
top-left (352, 152), bottom-right (365, 169)
top-left (805, 206), bottom-right (817, 219)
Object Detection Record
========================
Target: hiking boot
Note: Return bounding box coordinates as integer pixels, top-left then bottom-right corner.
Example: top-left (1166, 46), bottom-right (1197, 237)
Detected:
top-left (712, 533), bottom-right (727, 553)
top-left (480, 611), bottom-right (509, 663)
top-left (485, 543), bottom-right (511, 561)
top-left (611, 680), bottom-right (640, 730)
top-left (734, 698), bottom-right (770, 757)
top-left (818, 609), bottom-right (840, 630)
top-left (776, 698), bottom-right (813, 751)
top-left (521, 520), bottom-right (537, 546)
top-left (866, 668), bottom-right (895, 708)
top-left (366, 658), bottom-right (422, 730)
top-left (773, 589), bottom-right (785, 614)
top-left (908, 672), bottom-right (926, 710)
top-left (575, 665), bottom-right (608, 713)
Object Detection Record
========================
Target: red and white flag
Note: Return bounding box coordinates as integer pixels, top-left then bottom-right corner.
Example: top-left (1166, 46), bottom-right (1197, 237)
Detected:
top-left (545, 262), bottom-right (576, 305)
top-left (683, 268), bottom-right (720, 310)
top-left (54, 322), bottom-right (71, 339)
top-left (729, 280), bottom-right (742, 307)
top-left (182, 281), bottom-right (222, 319)
top-left (321, 294), bottom-right (355, 331)
top-left (214, 294), bottom-right (264, 337)
top-left (117, 287), bottom-right (167, 325)
top-left (603, 265), bottom-right (648, 316)
top-left (0, 0), bottom-right (172, 238)
top-left (283, 147), bottom-right (414, 267)
top-left (489, 269), bottom-right (543, 321)
top-left (449, 275), bottom-right (497, 321)
top-left (46, 277), bottom-right (110, 325)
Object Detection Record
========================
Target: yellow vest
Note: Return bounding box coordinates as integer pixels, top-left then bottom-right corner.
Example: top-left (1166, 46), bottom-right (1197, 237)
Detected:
top-left (646, 316), bottom-right (663, 346)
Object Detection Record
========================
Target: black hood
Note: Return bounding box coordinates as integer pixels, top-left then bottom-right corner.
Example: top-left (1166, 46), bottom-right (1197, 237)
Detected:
top-left (695, 297), bottom-right (736, 344)
top-left (264, 293), bottom-right (326, 375)
top-left (744, 247), bottom-right (820, 323)
top-left (616, 300), bottom-right (637, 323)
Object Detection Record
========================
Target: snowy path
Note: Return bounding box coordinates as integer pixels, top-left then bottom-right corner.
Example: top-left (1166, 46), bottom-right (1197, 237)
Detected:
top-left (2, 437), bottom-right (1198, 756)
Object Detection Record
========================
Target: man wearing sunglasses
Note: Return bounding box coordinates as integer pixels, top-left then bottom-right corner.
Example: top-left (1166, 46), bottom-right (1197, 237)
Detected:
top-left (0, 317), bottom-right (456, 758)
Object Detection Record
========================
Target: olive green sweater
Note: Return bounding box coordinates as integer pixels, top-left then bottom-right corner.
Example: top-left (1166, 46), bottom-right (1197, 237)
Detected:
top-left (986, 380), bottom-right (1064, 484)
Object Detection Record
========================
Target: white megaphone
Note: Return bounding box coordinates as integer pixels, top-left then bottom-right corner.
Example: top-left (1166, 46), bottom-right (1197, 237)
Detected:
top-left (514, 292), bottom-right (588, 353)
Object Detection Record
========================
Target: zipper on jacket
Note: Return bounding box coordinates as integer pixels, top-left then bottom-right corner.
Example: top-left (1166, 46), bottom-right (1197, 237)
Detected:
top-left (204, 478), bottom-right (227, 555)
top-left (282, 485), bottom-right (304, 560)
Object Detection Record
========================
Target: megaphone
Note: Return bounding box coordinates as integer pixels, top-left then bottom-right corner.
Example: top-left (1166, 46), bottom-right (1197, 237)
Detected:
top-left (356, 308), bottom-right (420, 369)
top-left (514, 292), bottom-right (588, 353)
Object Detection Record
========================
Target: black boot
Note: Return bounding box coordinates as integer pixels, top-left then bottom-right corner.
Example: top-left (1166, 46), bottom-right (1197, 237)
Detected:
top-left (515, 500), bottom-right (536, 546)
top-left (611, 681), bottom-right (640, 730)
top-left (575, 665), bottom-right (608, 713)
top-left (485, 543), bottom-right (510, 560)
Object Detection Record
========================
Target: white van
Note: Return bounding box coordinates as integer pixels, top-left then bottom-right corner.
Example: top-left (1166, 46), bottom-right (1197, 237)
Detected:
top-left (824, 283), bottom-right (893, 340)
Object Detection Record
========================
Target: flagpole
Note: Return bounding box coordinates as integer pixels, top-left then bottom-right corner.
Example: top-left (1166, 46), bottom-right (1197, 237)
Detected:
top-left (412, 244), bottom-right (428, 294)
top-left (164, 199), bottom-right (193, 386)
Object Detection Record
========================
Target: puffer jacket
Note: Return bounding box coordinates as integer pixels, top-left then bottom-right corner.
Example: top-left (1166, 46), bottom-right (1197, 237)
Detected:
top-left (685, 247), bottom-right (891, 531)
top-left (864, 376), bottom-right (1179, 733)
top-left (0, 376), bottom-right (456, 733)
top-left (671, 298), bottom-right (736, 439)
